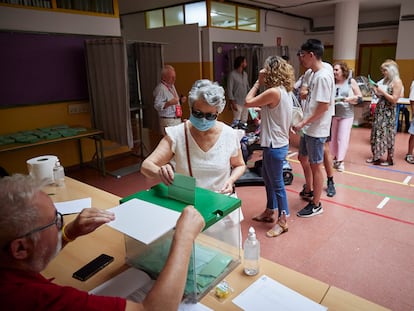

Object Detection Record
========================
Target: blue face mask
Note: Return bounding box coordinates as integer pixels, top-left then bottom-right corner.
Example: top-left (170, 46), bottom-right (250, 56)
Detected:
top-left (189, 114), bottom-right (216, 131)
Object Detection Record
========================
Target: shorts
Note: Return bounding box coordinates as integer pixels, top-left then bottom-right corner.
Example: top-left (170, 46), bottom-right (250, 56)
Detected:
top-left (299, 134), bottom-right (327, 164)
top-left (409, 119), bottom-right (414, 135)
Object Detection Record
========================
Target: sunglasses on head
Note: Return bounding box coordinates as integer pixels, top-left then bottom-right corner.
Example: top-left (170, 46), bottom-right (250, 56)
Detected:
top-left (191, 110), bottom-right (218, 121)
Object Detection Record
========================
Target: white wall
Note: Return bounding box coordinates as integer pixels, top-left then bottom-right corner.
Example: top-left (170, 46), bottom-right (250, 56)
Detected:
top-left (396, 0), bottom-right (414, 59)
top-left (121, 5), bottom-right (403, 75)
top-left (122, 13), bottom-right (200, 63)
top-left (0, 6), bottom-right (121, 36)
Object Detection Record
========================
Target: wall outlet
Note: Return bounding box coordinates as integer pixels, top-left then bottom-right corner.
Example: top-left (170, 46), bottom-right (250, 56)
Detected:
top-left (68, 103), bottom-right (89, 114)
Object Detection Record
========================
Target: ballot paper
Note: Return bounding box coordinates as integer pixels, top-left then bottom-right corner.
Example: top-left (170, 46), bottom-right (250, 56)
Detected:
top-left (54, 197), bottom-right (91, 215)
top-left (232, 275), bottom-right (328, 311)
top-left (107, 198), bottom-right (181, 245)
top-left (90, 267), bottom-right (213, 311)
top-left (168, 173), bottom-right (196, 205)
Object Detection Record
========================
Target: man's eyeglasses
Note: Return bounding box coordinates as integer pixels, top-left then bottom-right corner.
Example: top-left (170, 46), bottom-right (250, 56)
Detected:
top-left (297, 50), bottom-right (311, 57)
top-left (191, 110), bottom-right (218, 121)
top-left (3, 210), bottom-right (63, 251)
top-left (17, 210), bottom-right (63, 239)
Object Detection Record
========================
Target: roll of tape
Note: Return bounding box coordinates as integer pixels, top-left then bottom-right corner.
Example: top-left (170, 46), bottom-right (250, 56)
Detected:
top-left (26, 155), bottom-right (58, 184)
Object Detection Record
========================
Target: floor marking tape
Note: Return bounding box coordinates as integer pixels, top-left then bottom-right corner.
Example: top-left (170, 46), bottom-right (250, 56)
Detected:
top-left (286, 188), bottom-right (414, 226)
top-left (288, 159), bottom-right (414, 187)
top-left (287, 152), bottom-right (298, 158)
top-left (377, 197), bottom-right (390, 209)
top-left (403, 176), bottom-right (412, 185)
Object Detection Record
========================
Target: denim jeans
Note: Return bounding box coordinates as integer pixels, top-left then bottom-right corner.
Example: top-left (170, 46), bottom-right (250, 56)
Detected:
top-left (262, 144), bottom-right (289, 217)
top-left (299, 134), bottom-right (327, 164)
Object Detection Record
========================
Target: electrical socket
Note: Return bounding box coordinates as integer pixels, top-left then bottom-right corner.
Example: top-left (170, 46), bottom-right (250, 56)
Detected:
top-left (68, 103), bottom-right (89, 114)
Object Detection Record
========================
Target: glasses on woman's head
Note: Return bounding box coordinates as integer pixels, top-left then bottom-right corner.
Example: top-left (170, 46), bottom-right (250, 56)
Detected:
top-left (191, 110), bottom-right (218, 121)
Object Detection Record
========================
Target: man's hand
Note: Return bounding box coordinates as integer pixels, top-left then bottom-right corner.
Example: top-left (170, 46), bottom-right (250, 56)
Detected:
top-left (65, 208), bottom-right (115, 240)
top-left (293, 119), bottom-right (306, 133)
top-left (175, 206), bottom-right (205, 240)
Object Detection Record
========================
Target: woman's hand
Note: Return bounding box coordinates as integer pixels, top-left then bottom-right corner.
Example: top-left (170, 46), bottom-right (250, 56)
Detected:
top-left (258, 69), bottom-right (266, 85)
top-left (218, 180), bottom-right (235, 195)
top-left (159, 163), bottom-right (175, 185)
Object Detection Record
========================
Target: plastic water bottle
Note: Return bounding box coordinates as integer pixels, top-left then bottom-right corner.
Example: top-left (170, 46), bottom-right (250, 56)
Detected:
top-left (53, 159), bottom-right (65, 187)
top-left (244, 226), bottom-right (260, 276)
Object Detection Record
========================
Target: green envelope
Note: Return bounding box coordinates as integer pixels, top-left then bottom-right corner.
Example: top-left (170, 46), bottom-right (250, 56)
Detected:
top-left (168, 173), bottom-right (196, 205)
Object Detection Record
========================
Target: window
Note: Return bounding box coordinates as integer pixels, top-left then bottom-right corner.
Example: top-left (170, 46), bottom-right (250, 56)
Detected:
top-left (237, 6), bottom-right (258, 31)
top-left (210, 1), bottom-right (236, 29)
top-left (165, 6), bottom-right (184, 26)
top-left (144, 1), bottom-right (258, 31)
top-left (185, 2), bottom-right (207, 26)
top-left (146, 9), bottom-right (163, 29)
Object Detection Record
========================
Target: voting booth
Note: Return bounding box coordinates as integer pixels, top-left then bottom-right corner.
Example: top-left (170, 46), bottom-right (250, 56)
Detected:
top-left (117, 182), bottom-right (242, 302)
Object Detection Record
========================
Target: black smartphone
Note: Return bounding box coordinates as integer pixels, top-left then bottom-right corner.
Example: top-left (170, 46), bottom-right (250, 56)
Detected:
top-left (72, 254), bottom-right (114, 281)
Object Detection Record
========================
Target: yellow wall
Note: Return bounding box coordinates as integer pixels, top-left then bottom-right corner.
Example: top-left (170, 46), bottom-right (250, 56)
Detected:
top-left (0, 100), bottom-right (128, 174)
top-left (332, 59), bottom-right (356, 73)
top-left (173, 61), bottom-right (234, 125)
top-left (1, 61), bottom-right (216, 175)
top-left (396, 59), bottom-right (414, 97)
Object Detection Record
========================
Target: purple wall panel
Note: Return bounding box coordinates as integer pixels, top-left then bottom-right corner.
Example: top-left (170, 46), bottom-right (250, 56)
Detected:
top-left (0, 32), bottom-right (92, 107)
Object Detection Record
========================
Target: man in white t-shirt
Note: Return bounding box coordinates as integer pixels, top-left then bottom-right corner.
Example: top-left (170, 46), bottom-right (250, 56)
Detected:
top-left (406, 80), bottom-right (414, 164)
top-left (293, 39), bottom-right (335, 218)
top-left (296, 63), bottom-right (336, 198)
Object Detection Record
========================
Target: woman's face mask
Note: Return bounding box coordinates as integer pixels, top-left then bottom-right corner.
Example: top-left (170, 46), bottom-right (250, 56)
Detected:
top-left (189, 114), bottom-right (216, 131)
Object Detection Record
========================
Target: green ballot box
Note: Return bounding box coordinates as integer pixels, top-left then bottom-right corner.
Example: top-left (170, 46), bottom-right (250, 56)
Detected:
top-left (119, 183), bottom-right (242, 303)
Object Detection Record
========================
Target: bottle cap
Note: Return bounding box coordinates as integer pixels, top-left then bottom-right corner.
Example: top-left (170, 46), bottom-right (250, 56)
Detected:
top-left (248, 226), bottom-right (256, 239)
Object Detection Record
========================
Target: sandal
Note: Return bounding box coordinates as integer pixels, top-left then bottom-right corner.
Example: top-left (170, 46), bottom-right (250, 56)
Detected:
top-left (405, 154), bottom-right (414, 164)
top-left (372, 159), bottom-right (382, 165)
top-left (266, 222), bottom-right (288, 238)
top-left (252, 214), bottom-right (275, 223)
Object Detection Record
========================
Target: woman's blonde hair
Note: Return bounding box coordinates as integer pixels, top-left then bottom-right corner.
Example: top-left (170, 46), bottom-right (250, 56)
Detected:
top-left (263, 56), bottom-right (295, 92)
top-left (380, 59), bottom-right (400, 84)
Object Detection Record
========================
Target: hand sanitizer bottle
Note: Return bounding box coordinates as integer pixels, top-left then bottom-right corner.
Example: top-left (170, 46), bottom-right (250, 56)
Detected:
top-left (53, 159), bottom-right (65, 187)
top-left (244, 226), bottom-right (260, 276)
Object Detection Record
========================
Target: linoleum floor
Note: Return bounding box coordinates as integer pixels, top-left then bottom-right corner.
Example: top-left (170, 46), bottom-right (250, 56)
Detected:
top-left (67, 126), bottom-right (414, 311)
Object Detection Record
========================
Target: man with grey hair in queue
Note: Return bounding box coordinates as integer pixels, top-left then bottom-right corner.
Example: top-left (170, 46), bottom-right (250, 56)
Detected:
top-left (153, 65), bottom-right (186, 135)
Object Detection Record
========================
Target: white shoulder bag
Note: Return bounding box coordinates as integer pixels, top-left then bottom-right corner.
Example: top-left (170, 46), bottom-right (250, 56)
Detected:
top-left (291, 93), bottom-right (303, 126)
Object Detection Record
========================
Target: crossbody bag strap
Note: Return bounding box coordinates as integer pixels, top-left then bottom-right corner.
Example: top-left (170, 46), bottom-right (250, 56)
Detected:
top-left (184, 121), bottom-right (193, 177)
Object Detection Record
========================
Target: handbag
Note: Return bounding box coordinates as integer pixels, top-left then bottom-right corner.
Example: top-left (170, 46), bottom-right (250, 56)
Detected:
top-left (184, 122), bottom-right (193, 177)
top-left (291, 93), bottom-right (303, 126)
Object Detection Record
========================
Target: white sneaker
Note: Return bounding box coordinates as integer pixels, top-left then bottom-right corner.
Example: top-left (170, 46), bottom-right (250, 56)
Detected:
top-left (337, 162), bottom-right (345, 172)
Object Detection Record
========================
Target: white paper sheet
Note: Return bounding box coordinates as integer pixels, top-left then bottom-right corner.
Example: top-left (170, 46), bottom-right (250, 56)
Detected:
top-left (107, 198), bottom-right (181, 245)
top-left (178, 302), bottom-right (213, 311)
top-left (54, 197), bottom-right (91, 215)
top-left (90, 267), bottom-right (213, 311)
top-left (89, 267), bottom-right (152, 298)
top-left (232, 275), bottom-right (328, 311)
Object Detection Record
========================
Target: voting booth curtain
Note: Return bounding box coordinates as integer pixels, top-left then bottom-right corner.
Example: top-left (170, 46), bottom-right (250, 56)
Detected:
top-left (228, 46), bottom-right (289, 86)
top-left (130, 42), bottom-right (164, 134)
top-left (84, 38), bottom-right (134, 148)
